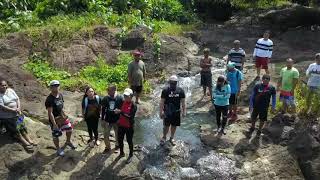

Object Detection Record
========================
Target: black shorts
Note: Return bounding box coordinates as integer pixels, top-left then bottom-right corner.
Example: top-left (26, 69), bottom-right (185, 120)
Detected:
top-left (251, 108), bottom-right (268, 122)
top-left (200, 71), bottom-right (212, 87)
top-left (229, 94), bottom-right (238, 105)
top-left (131, 86), bottom-right (143, 94)
top-left (0, 117), bottom-right (27, 136)
top-left (164, 113), bottom-right (181, 126)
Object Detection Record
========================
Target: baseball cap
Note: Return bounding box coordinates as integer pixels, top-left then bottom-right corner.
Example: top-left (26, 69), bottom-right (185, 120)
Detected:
top-left (169, 75), bottom-right (178, 82)
top-left (123, 88), bottom-right (133, 96)
top-left (132, 50), bottom-right (143, 56)
top-left (227, 62), bottom-right (236, 68)
top-left (49, 80), bottom-right (60, 86)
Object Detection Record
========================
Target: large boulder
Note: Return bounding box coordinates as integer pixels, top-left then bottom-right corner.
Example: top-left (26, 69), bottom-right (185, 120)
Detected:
top-left (122, 25), bottom-right (153, 50)
top-left (0, 33), bottom-right (32, 60)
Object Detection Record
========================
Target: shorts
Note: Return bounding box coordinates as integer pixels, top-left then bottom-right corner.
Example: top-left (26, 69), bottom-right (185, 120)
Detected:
top-left (164, 112), bottom-right (181, 126)
top-left (279, 92), bottom-right (296, 107)
top-left (229, 94), bottom-right (238, 105)
top-left (0, 117), bottom-right (27, 136)
top-left (200, 71), bottom-right (212, 87)
top-left (251, 108), bottom-right (268, 122)
top-left (255, 56), bottom-right (269, 69)
top-left (131, 85), bottom-right (143, 94)
top-left (49, 118), bottom-right (73, 138)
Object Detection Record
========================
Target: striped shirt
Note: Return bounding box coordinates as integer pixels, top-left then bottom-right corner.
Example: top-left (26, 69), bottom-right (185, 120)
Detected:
top-left (228, 48), bottom-right (246, 67)
top-left (253, 38), bottom-right (273, 58)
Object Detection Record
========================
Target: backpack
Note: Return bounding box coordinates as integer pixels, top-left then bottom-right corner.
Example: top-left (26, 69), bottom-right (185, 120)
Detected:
top-left (83, 95), bottom-right (100, 113)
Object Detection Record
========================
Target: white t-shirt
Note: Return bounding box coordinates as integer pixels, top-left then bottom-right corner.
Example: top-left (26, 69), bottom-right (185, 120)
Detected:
top-left (306, 63), bottom-right (320, 87)
top-left (0, 88), bottom-right (19, 118)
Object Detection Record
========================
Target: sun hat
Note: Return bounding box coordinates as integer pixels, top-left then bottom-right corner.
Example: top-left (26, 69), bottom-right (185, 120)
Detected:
top-left (50, 80), bottom-right (60, 86)
top-left (123, 88), bottom-right (133, 96)
top-left (169, 75), bottom-right (178, 82)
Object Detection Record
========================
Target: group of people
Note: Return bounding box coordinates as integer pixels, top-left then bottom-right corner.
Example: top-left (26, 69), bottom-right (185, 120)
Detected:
top-left (0, 31), bottom-right (319, 164)
top-left (201, 30), bottom-right (320, 136)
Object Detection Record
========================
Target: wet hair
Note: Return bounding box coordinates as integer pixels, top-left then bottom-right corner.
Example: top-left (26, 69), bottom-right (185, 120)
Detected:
top-left (203, 48), bottom-right (210, 53)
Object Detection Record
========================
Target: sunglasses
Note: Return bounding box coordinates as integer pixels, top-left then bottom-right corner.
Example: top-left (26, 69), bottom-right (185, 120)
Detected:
top-left (262, 77), bottom-right (270, 80)
top-left (51, 84), bottom-right (60, 87)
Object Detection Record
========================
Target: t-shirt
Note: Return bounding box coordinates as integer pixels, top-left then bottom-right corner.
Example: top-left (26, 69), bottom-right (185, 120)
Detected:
top-left (81, 96), bottom-right (101, 120)
top-left (45, 93), bottom-right (64, 118)
top-left (253, 38), bottom-right (273, 58)
top-left (280, 67), bottom-right (299, 92)
top-left (0, 88), bottom-right (19, 118)
top-left (306, 63), bottom-right (320, 87)
top-left (250, 83), bottom-right (276, 109)
top-left (128, 60), bottom-right (146, 86)
top-left (227, 70), bottom-right (243, 94)
top-left (228, 48), bottom-right (246, 68)
top-left (118, 101), bottom-right (134, 128)
top-left (161, 87), bottom-right (186, 117)
top-left (101, 95), bottom-right (123, 123)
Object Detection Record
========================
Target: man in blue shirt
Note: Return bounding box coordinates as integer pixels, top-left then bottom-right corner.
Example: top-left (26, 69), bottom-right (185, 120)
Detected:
top-left (226, 62), bottom-right (243, 121)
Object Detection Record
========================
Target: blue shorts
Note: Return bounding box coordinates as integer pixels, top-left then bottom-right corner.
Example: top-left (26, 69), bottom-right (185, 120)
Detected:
top-left (279, 95), bottom-right (296, 107)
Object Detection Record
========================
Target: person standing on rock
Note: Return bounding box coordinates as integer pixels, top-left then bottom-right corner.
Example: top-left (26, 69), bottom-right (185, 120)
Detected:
top-left (128, 49), bottom-right (146, 104)
top-left (116, 88), bottom-right (137, 164)
top-left (227, 40), bottom-right (246, 71)
top-left (277, 58), bottom-right (299, 113)
top-left (249, 74), bottom-right (276, 136)
top-left (101, 84), bottom-right (122, 154)
top-left (81, 87), bottom-right (101, 148)
top-left (45, 80), bottom-right (76, 156)
top-left (226, 62), bottom-right (243, 121)
top-left (306, 53), bottom-right (320, 113)
top-left (0, 79), bottom-right (36, 150)
top-left (160, 75), bottom-right (186, 146)
top-left (212, 76), bottom-right (231, 134)
top-left (200, 48), bottom-right (213, 98)
top-left (253, 30), bottom-right (273, 80)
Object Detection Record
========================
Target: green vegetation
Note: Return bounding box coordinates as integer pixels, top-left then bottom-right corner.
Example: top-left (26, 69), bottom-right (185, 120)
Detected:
top-left (24, 53), bottom-right (151, 95)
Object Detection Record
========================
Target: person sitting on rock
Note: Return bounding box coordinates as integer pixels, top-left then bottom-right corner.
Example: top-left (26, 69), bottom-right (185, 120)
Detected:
top-left (227, 40), bottom-right (246, 71)
top-left (277, 58), bottom-right (299, 113)
top-left (0, 79), bottom-right (36, 150)
top-left (212, 76), bottom-right (231, 135)
top-left (249, 74), bottom-right (276, 136)
top-left (82, 86), bottom-right (101, 148)
top-left (128, 49), bottom-right (146, 104)
top-left (226, 62), bottom-right (243, 121)
top-left (305, 53), bottom-right (320, 113)
top-left (160, 75), bottom-right (186, 146)
top-left (200, 48), bottom-right (213, 98)
top-left (101, 84), bottom-right (122, 154)
top-left (116, 88), bottom-right (137, 164)
top-left (253, 30), bottom-right (273, 80)
top-left (45, 80), bottom-right (76, 156)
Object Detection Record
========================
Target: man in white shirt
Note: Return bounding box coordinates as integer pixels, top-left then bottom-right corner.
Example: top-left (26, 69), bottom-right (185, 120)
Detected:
top-left (253, 30), bottom-right (273, 80)
top-left (306, 53), bottom-right (320, 112)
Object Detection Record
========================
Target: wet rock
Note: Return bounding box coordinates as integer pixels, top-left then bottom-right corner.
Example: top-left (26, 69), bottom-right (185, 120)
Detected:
top-left (196, 151), bottom-right (237, 180)
top-left (122, 25), bottom-right (152, 50)
top-left (180, 167), bottom-right (200, 180)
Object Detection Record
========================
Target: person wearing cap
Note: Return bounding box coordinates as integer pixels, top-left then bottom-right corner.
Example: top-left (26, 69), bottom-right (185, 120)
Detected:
top-left (277, 58), bottom-right (299, 113)
top-left (101, 84), bottom-right (123, 154)
top-left (0, 79), bottom-right (36, 151)
top-left (253, 30), bottom-right (273, 80)
top-left (159, 75), bottom-right (186, 146)
top-left (45, 80), bottom-right (76, 156)
top-left (227, 40), bottom-right (246, 71)
top-left (128, 49), bottom-right (146, 104)
top-left (200, 48), bottom-right (213, 98)
top-left (305, 53), bottom-right (320, 113)
top-left (212, 76), bottom-right (231, 134)
top-left (226, 62), bottom-right (243, 121)
top-left (115, 88), bottom-right (137, 164)
top-left (248, 74), bottom-right (276, 136)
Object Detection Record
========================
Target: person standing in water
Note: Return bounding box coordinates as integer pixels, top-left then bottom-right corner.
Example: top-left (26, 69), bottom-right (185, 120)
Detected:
top-left (82, 87), bottom-right (101, 148)
top-left (45, 80), bottom-right (76, 156)
top-left (101, 84), bottom-right (122, 154)
top-left (249, 74), bottom-right (276, 136)
top-left (253, 30), bottom-right (273, 80)
top-left (212, 76), bottom-right (231, 134)
top-left (200, 48), bottom-right (213, 98)
top-left (160, 75), bottom-right (186, 146)
top-left (116, 88), bottom-right (137, 164)
top-left (128, 49), bottom-right (146, 104)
